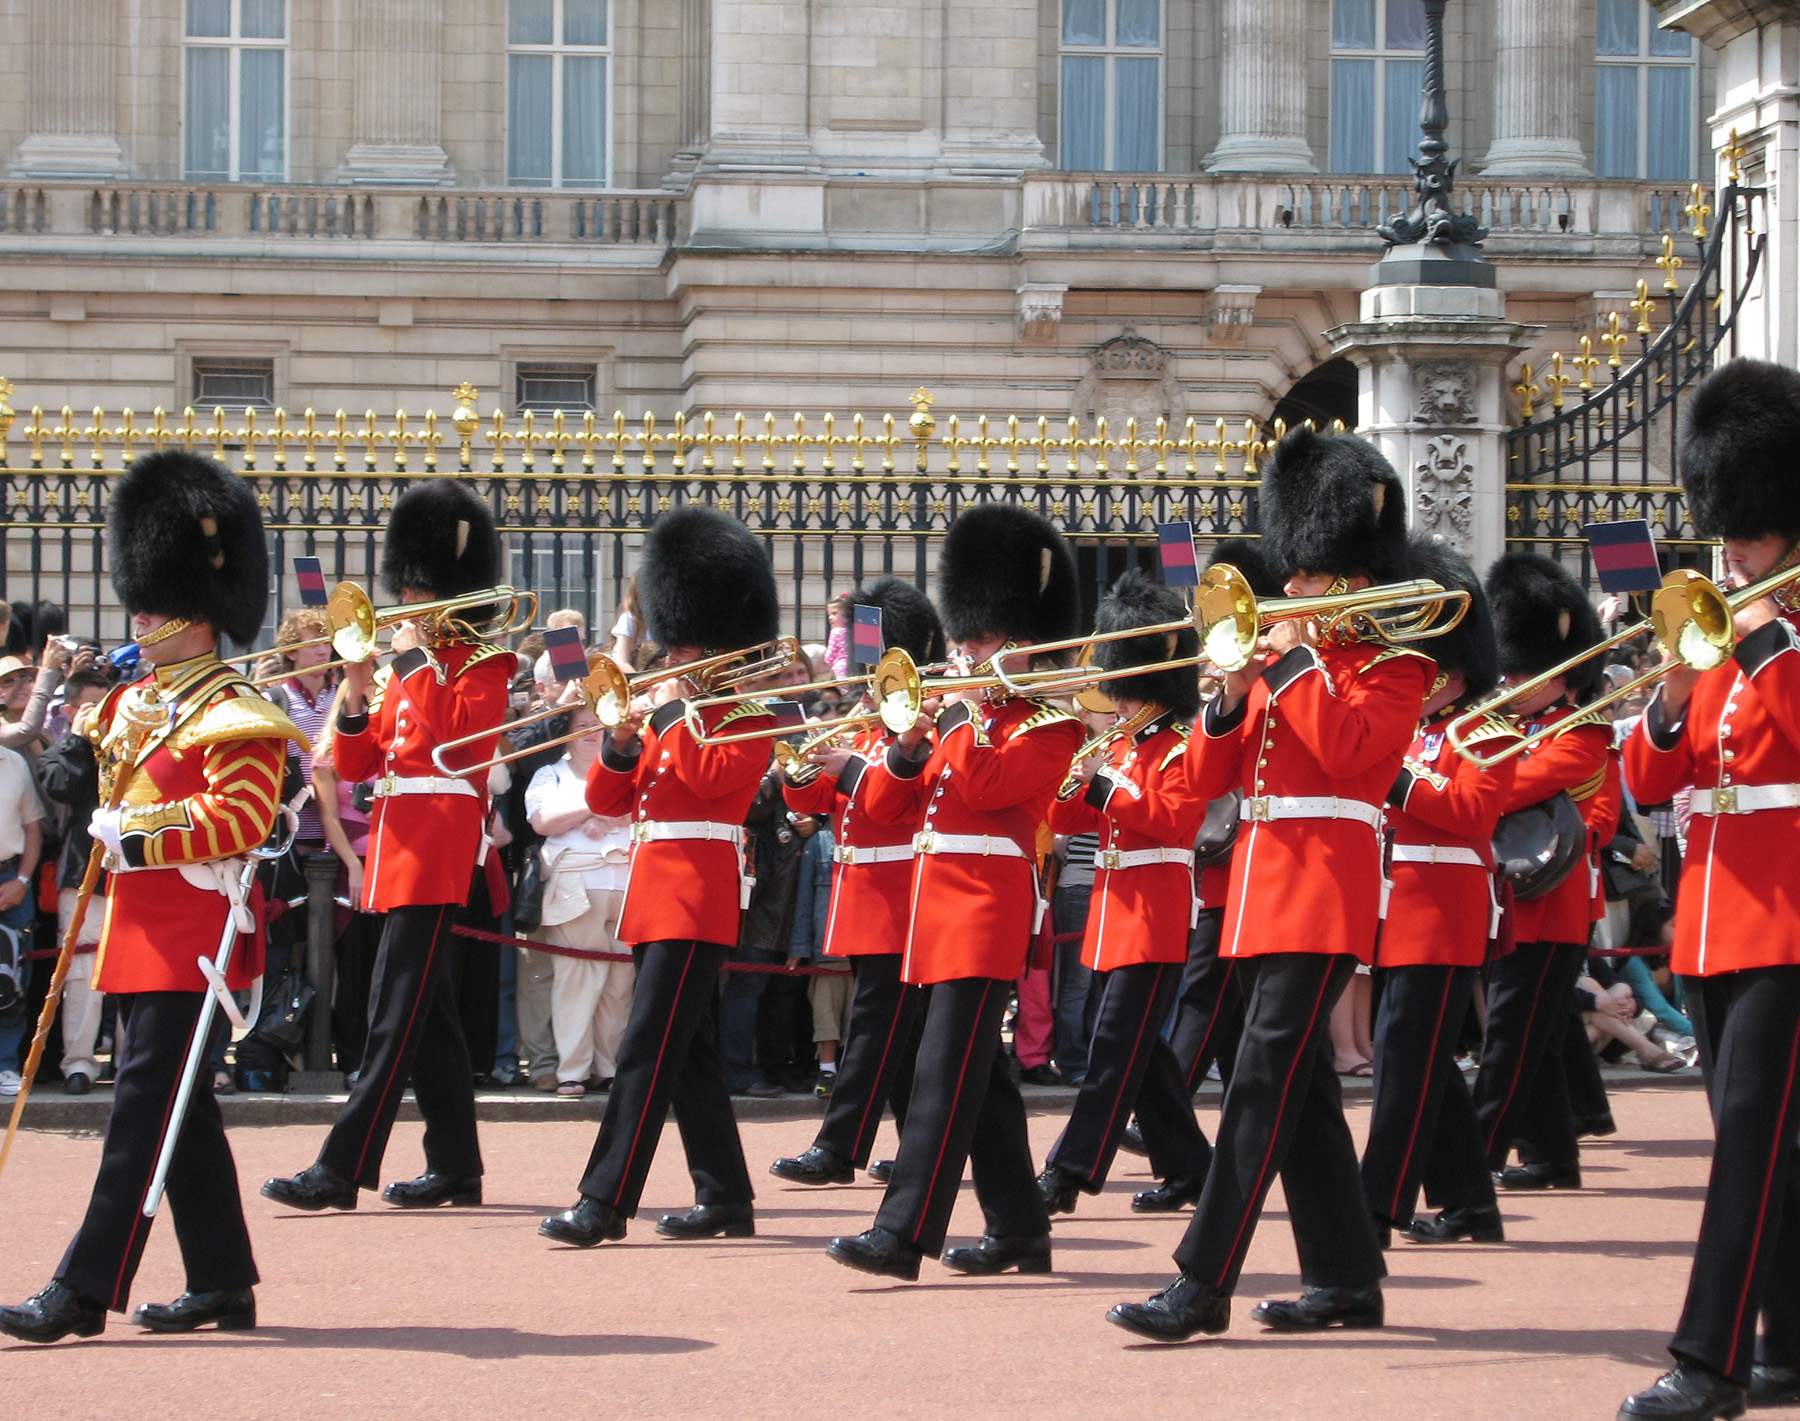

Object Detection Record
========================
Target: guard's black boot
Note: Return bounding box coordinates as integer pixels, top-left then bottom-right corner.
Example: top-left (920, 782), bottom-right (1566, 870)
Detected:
top-left (261, 1162), bottom-right (359, 1211)
top-left (0, 1282), bottom-right (106, 1343)
top-left (539, 1195), bottom-right (627, 1247)
top-left (1106, 1275), bottom-right (1230, 1342)
top-left (941, 1233), bottom-right (1052, 1275)
top-left (132, 1289), bottom-right (256, 1333)
top-left (769, 1146), bottom-right (854, 1186)
top-left (1251, 1284), bottom-right (1384, 1331)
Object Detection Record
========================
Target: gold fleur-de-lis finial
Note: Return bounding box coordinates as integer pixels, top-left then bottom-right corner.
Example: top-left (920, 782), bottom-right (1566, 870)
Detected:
top-left (1513, 364), bottom-right (1539, 422)
top-left (0, 376), bottom-right (12, 442)
top-left (1724, 128), bottom-right (1747, 185)
top-left (1629, 279), bottom-right (1655, 335)
top-left (1657, 234), bottom-right (1684, 293)
top-left (1575, 336), bottom-right (1601, 392)
top-left (1545, 352), bottom-right (1571, 410)
top-left (1601, 311), bottom-right (1629, 369)
top-left (1685, 182), bottom-right (1712, 242)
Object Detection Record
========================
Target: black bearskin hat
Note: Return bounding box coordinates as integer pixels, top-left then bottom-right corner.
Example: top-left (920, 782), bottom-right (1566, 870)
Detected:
top-left (381, 478), bottom-right (501, 600)
top-left (1406, 533), bottom-right (1496, 706)
top-left (1680, 357), bottom-right (1800, 541)
top-left (850, 576), bottom-right (945, 667)
top-left (1259, 426), bottom-right (1409, 585)
top-left (638, 505), bottom-right (779, 653)
top-left (1206, 537), bottom-right (1286, 598)
top-left (1485, 552), bottom-right (1605, 702)
top-left (108, 450), bottom-right (269, 647)
top-left (1095, 570), bottom-right (1201, 719)
top-left (937, 503), bottom-right (1079, 646)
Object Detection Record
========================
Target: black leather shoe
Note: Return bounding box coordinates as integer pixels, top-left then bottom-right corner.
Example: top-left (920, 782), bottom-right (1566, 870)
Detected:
top-left (538, 1195), bottom-right (627, 1247)
top-left (1400, 1206), bottom-right (1505, 1244)
top-left (866, 1159), bottom-right (894, 1184)
top-left (62, 1072), bottom-right (91, 1096)
top-left (1119, 1121), bottom-right (1147, 1156)
top-left (1497, 1161), bottom-right (1581, 1191)
top-left (769, 1145), bottom-right (854, 1186)
top-left (1132, 1175), bottom-right (1205, 1213)
top-left (1106, 1274), bottom-right (1230, 1342)
top-left (1251, 1284), bottom-right (1384, 1331)
top-left (826, 1227), bottom-right (923, 1282)
top-left (1577, 1111), bottom-right (1619, 1139)
top-left (0, 1282), bottom-right (106, 1343)
top-left (1019, 1064), bottom-right (1062, 1087)
top-left (1619, 1363), bottom-right (1747, 1420)
top-left (1037, 1165), bottom-right (1083, 1215)
top-left (942, 1233), bottom-right (1052, 1276)
top-left (261, 1162), bottom-right (358, 1211)
top-left (1749, 1364), bottom-right (1800, 1408)
top-left (382, 1172), bottom-right (482, 1208)
top-left (131, 1288), bottom-right (256, 1333)
top-left (656, 1202), bottom-right (754, 1239)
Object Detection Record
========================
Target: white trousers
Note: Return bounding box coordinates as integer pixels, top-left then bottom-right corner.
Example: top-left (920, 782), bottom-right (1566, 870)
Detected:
top-left (56, 888), bottom-right (104, 1080)
top-left (514, 944), bottom-right (559, 1080)
top-left (541, 887), bottom-right (634, 1084)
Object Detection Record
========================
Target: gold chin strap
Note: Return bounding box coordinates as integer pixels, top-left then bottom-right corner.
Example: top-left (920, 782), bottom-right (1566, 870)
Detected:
top-left (1326, 577), bottom-right (1350, 597)
top-left (1428, 670), bottom-right (1451, 699)
top-left (135, 617), bottom-right (192, 648)
top-left (1773, 541), bottom-right (1800, 613)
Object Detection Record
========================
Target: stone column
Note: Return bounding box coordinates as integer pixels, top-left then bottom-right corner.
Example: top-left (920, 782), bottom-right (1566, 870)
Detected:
top-left (9, 0), bottom-right (128, 177)
top-left (941, 0), bottom-right (1046, 170)
top-left (1203, 0), bottom-right (1314, 173)
top-left (338, 0), bottom-right (453, 184)
top-left (1480, 0), bottom-right (1589, 176)
top-left (703, 0), bottom-right (814, 166)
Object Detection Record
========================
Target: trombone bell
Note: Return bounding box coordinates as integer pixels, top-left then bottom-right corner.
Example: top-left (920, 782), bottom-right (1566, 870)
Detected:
top-left (1652, 570), bottom-right (1734, 673)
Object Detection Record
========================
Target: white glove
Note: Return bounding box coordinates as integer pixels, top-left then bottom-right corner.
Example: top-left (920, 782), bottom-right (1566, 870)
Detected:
top-left (88, 807), bottom-right (124, 856)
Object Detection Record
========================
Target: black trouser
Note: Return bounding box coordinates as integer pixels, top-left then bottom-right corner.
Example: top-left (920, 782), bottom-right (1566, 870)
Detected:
top-left (1471, 940), bottom-right (1586, 1170)
top-left (317, 904), bottom-right (480, 1190)
top-left (1361, 965), bottom-right (1494, 1225)
top-left (1050, 961), bottom-right (1209, 1189)
top-left (58, 993), bottom-right (257, 1312)
top-left (578, 940), bottom-right (752, 1215)
top-left (1135, 908), bottom-right (1242, 1175)
top-left (1173, 953), bottom-right (1385, 1295)
top-left (873, 977), bottom-right (1049, 1256)
top-left (812, 953), bottom-right (922, 1167)
top-left (1670, 966), bottom-right (1800, 1386)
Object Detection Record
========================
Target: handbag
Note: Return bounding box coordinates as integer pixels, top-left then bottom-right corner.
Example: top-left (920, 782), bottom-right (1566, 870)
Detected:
top-left (1602, 845), bottom-right (1661, 901)
top-left (1492, 790), bottom-right (1586, 901)
top-left (512, 852), bottom-right (545, 932)
top-left (247, 967), bottom-right (315, 1057)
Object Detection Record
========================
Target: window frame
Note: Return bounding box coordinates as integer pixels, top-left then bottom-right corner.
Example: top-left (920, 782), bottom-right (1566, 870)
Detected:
top-left (505, 0), bottom-right (615, 191)
top-left (1056, 0), bottom-right (1166, 174)
top-left (192, 356), bottom-right (279, 414)
top-left (1328, 0), bottom-right (1429, 177)
top-left (515, 361), bottom-right (599, 418)
top-left (1594, 1), bottom-right (1700, 181)
top-left (181, 0), bottom-right (290, 184)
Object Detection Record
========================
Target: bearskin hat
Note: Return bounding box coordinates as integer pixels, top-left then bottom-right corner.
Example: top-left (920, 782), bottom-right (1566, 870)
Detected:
top-left (937, 503), bottom-right (1079, 646)
top-left (1485, 551), bottom-right (1605, 702)
top-left (381, 478), bottom-right (501, 601)
top-left (638, 504), bottom-right (779, 653)
top-left (1095, 570), bottom-right (1201, 719)
top-left (1205, 537), bottom-right (1286, 598)
top-left (850, 576), bottom-right (945, 667)
top-left (1406, 533), bottom-right (1497, 706)
top-left (1259, 426), bottom-right (1409, 585)
top-left (108, 450), bottom-right (268, 647)
top-left (1679, 357), bottom-right (1800, 541)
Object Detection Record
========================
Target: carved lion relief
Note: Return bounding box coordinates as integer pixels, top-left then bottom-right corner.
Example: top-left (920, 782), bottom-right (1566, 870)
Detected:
top-left (1413, 362), bottom-right (1477, 426)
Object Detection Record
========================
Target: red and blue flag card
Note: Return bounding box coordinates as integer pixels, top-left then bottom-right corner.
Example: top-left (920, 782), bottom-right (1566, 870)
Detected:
top-left (1158, 522), bottom-right (1199, 587)
top-left (771, 698), bottom-right (808, 728)
top-left (852, 603), bottom-right (884, 669)
top-left (543, 624), bottom-right (589, 682)
top-left (294, 557), bottom-right (329, 607)
top-left (1584, 520), bottom-right (1662, 595)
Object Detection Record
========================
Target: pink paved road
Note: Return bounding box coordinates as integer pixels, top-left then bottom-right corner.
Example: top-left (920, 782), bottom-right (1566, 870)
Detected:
top-left (3, 1083), bottom-right (1792, 1421)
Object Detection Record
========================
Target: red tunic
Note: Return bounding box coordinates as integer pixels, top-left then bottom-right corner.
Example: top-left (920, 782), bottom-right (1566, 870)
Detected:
top-left (858, 695), bottom-right (1082, 985)
top-left (1379, 712), bottom-right (1518, 968)
top-left (1496, 703), bottom-right (1611, 947)
top-left (334, 639), bottom-right (516, 911)
top-left (1625, 614), bottom-right (1800, 976)
top-left (93, 655), bottom-right (301, 995)
top-left (1185, 641), bottom-right (1434, 965)
top-left (586, 694), bottom-right (774, 947)
top-left (782, 722), bottom-right (928, 958)
top-left (1047, 715), bottom-right (1206, 972)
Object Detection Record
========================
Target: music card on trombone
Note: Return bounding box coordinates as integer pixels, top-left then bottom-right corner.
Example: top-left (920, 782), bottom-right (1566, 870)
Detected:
top-left (1157, 522), bottom-right (1199, 587)
top-left (1584, 519), bottom-right (1663, 595)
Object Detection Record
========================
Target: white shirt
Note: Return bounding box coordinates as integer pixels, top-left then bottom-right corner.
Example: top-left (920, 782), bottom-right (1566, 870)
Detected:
top-left (526, 758), bottom-right (630, 891)
top-left (0, 744), bottom-right (44, 861)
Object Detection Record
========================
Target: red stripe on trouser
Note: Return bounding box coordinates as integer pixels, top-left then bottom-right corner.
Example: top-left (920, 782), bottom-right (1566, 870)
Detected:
top-left (1185, 961), bottom-right (1237, 1091)
top-left (1724, 1023), bottom-right (1800, 1375)
top-left (1385, 971), bottom-right (1456, 1222)
top-left (1481, 946), bottom-right (1555, 1158)
top-left (910, 981), bottom-right (996, 1246)
top-left (354, 905), bottom-right (448, 1180)
top-left (618, 946), bottom-right (700, 1200)
top-left (850, 991), bottom-right (907, 1159)
top-left (1211, 967), bottom-right (1336, 1290)
top-left (114, 1008), bottom-right (206, 1309)
top-left (1081, 975), bottom-right (1160, 1180)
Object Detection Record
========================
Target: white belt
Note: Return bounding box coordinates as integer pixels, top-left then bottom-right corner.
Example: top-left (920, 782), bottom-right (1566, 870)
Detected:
top-left (1690, 783), bottom-right (1800, 816)
top-left (1389, 844), bottom-right (1487, 868)
top-left (834, 843), bottom-right (914, 866)
top-left (1240, 795), bottom-right (1384, 830)
top-left (374, 775), bottom-right (479, 799)
top-left (913, 830), bottom-right (1029, 859)
top-left (1097, 845), bottom-right (1196, 871)
top-left (630, 820), bottom-right (746, 846)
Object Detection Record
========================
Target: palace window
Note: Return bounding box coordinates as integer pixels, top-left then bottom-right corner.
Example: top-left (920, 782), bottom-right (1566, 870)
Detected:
top-left (1329, 0), bottom-right (1427, 176)
top-left (516, 362), bottom-right (597, 416)
top-left (193, 358), bottom-right (276, 413)
top-left (183, 0), bottom-right (287, 182)
top-left (1058, 0), bottom-right (1162, 172)
top-left (1595, 0), bottom-right (1698, 180)
top-left (507, 0), bottom-right (611, 189)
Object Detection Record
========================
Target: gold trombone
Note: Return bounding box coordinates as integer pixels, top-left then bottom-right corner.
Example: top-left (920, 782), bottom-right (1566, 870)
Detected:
top-left (1055, 703), bottom-right (1162, 799)
top-left (685, 647), bottom-right (927, 747)
top-left (1445, 563), bottom-right (1800, 769)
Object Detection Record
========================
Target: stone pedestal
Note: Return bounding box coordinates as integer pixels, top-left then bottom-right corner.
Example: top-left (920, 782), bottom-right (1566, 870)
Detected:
top-left (1328, 276), bottom-right (1539, 576)
top-left (1480, 0), bottom-right (1590, 176)
top-left (9, 0), bottom-right (127, 177)
top-left (1203, 0), bottom-right (1315, 173)
top-left (337, 0), bottom-right (454, 184)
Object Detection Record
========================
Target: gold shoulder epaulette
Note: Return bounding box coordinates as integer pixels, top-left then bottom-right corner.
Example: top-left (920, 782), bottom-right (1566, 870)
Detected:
top-left (1557, 706), bottom-right (1613, 735)
top-left (715, 699), bottom-right (775, 731)
top-left (459, 642), bottom-right (515, 675)
top-left (1364, 645), bottom-right (1437, 670)
top-left (1156, 724), bottom-right (1192, 772)
top-left (1460, 713), bottom-right (1520, 748)
top-left (1016, 702), bottom-right (1081, 736)
top-left (171, 686), bottom-right (311, 753)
